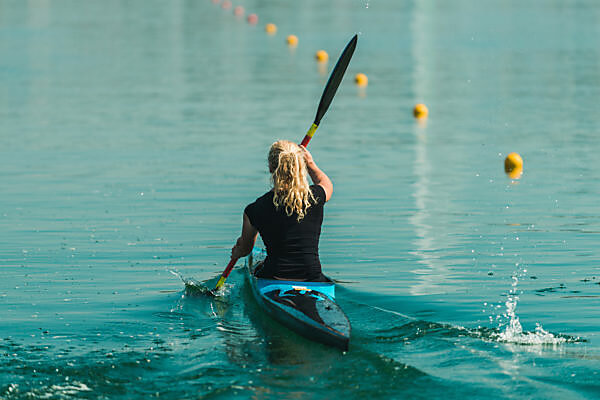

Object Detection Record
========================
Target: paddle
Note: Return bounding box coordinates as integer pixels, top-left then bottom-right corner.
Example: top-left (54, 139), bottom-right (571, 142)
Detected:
top-left (213, 34), bottom-right (358, 294)
top-left (301, 34), bottom-right (358, 147)
top-left (213, 258), bottom-right (237, 293)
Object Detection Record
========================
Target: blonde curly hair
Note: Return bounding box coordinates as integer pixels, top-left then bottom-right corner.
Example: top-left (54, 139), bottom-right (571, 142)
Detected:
top-left (268, 140), bottom-right (316, 221)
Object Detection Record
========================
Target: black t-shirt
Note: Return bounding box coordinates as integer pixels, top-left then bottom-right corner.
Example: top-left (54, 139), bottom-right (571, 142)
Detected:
top-left (244, 185), bottom-right (326, 281)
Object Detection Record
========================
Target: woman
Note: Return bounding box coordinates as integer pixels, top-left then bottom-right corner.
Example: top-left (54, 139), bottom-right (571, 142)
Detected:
top-left (230, 140), bottom-right (333, 281)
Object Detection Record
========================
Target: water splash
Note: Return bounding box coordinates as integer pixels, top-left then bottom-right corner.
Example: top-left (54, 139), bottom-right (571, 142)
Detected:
top-left (185, 279), bottom-right (217, 297)
top-left (493, 267), bottom-right (570, 345)
top-left (367, 303), bottom-right (581, 347)
top-left (168, 269), bottom-right (219, 297)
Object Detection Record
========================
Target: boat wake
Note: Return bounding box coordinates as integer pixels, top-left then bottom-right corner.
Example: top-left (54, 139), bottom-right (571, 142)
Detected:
top-left (343, 297), bottom-right (581, 347)
top-left (365, 315), bottom-right (580, 347)
top-left (169, 267), bottom-right (582, 348)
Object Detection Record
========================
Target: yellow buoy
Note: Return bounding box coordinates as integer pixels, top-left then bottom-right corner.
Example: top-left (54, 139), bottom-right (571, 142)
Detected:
top-left (413, 103), bottom-right (428, 119)
top-left (286, 34), bottom-right (298, 47)
top-left (504, 152), bottom-right (523, 179)
top-left (315, 50), bottom-right (329, 63)
top-left (355, 73), bottom-right (368, 87)
top-left (265, 23), bottom-right (277, 35)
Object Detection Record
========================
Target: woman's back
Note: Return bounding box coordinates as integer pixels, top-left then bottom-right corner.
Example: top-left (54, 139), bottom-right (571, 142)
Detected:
top-left (230, 140), bottom-right (333, 282)
top-left (245, 185), bottom-right (326, 281)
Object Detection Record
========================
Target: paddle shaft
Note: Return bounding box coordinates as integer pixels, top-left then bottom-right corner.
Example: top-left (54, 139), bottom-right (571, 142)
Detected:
top-left (214, 257), bottom-right (237, 291)
top-left (300, 34), bottom-right (358, 147)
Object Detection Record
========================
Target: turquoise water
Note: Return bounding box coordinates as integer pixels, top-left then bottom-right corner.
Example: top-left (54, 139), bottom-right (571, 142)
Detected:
top-left (2, 0), bottom-right (600, 398)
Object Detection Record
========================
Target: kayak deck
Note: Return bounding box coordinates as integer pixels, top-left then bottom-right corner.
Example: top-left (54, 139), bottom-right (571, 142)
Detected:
top-left (246, 248), bottom-right (350, 351)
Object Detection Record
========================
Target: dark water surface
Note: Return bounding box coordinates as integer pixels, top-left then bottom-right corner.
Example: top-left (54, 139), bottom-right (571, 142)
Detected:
top-left (1, 0), bottom-right (600, 398)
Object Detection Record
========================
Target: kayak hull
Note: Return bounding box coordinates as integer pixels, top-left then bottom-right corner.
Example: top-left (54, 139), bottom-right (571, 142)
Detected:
top-left (246, 248), bottom-right (350, 351)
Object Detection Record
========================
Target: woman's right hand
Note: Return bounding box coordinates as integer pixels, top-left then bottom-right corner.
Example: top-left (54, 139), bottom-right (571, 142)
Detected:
top-left (299, 144), bottom-right (333, 202)
top-left (299, 145), bottom-right (315, 166)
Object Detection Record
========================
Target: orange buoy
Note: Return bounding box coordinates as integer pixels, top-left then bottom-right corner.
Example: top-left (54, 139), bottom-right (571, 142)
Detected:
top-left (247, 13), bottom-right (258, 24)
top-left (221, 0), bottom-right (231, 9)
top-left (233, 5), bottom-right (244, 16)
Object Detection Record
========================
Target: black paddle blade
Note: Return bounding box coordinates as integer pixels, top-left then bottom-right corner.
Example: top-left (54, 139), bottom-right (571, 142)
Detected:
top-left (314, 34), bottom-right (358, 126)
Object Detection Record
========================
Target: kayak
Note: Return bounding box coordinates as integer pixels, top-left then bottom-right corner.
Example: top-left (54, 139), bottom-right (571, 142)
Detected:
top-left (246, 247), bottom-right (351, 351)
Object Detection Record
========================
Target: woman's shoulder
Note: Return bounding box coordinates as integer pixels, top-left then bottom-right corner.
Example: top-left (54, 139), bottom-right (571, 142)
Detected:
top-left (246, 190), bottom-right (274, 209)
top-left (245, 190), bottom-right (274, 227)
top-left (310, 184), bottom-right (326, 204)
top-left (258, 189), bottom-right (274, 202)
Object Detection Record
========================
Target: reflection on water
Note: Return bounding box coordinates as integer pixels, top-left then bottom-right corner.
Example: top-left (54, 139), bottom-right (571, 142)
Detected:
top-left (408, 1), bottom-right (452, 296)
top-left (409, 125), bottom-right (451, 296)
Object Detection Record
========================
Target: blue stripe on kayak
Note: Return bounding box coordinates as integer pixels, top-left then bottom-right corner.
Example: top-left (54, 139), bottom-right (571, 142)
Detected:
top-left (250, 247), bottom-right (335, 300)
top-left (256, 280), bottom-right (335, 301)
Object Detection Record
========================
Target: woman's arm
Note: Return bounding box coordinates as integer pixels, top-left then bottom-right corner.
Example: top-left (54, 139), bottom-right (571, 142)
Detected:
top-left (300, 145), bottom-right (333, 202)
top-left (231, 213), bottom-right (258, 259)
